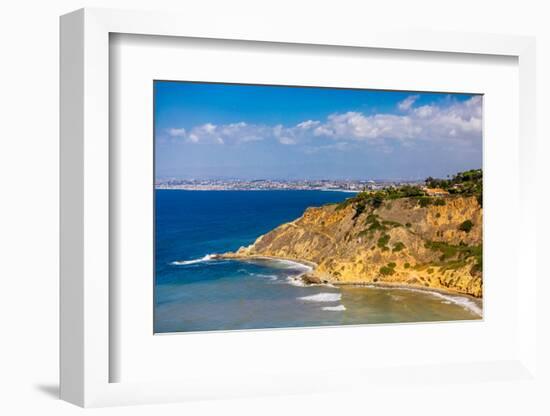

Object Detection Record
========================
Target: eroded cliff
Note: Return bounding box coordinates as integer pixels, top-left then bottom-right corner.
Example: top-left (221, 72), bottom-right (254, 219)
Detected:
top-left (224, 195), bottom-right (483, 297)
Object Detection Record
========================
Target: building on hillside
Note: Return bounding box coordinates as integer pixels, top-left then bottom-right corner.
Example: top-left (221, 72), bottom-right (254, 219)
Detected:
top-left (423, 187), bottom-right (449, 197)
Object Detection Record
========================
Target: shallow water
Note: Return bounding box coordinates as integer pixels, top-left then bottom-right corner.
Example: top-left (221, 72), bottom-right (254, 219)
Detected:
top-left (154, 190), bottom-right (482, 333)
top-left (155, 258), bottom-right (481, 333)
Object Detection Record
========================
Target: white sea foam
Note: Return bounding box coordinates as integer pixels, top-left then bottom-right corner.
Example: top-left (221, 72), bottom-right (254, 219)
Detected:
top-left (365, 284), bottom-right (482, 316)
top-left (322, 304), bottom-right (347, 311)
top-left (266, 258), bottom-right (313, 272)
top-left (171, 254), bottom-right (215, 266)
top-left (237, 269), bottom-right (278, 281)
top-left (252, 273), bottom-right (278, 281)
top-left (299, 293), bottom-right (342, 302)
top-left (428, 291), bottom-right (483, 316)
top-left (286, 276), bottom-right (307, 287)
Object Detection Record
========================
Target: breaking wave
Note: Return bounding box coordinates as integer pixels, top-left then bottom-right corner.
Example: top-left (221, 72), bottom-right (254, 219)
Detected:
top-left (322, 304), bottom-right (346, 311)
top-left (299, 293), bottom-right (342, 302)
top-left (251, 273), bottom-right (278, 281)
top-left (171, 254), bottom-right (216, 266)
top-left (267, 258), bottom-right (313, 273)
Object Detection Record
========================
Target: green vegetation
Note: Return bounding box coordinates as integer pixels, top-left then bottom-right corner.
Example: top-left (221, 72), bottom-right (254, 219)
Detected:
top-left (428, 169), bottom-right (483, 207)
top-left (336, 169), bottom-right (482, 215)
top-left (417, 196), bottom-right (445, 208)
top-left (417, 197), bottom-right (432, 207)
top-left (377, 234), bottom-right (390, 249)
top-left (380, 262), bottom-right (397, 276)
top-left (458, 220), bottom-right (474, 233)
top-left (357, 214), bottom-right (402, 239)
top-left (352, 201), bottom-right (366, 220)
top-left (383, 185), bottom-right (425, 199)
top-left (382, 220), bottom-right (402, 228)
top-left (471, 256), bottom-right (483, 274)
top-left (379, 266), bottom-right (395, 276)
top-left (392, 242), bottom-right (405, 252)
top-left (404, 262), bottom-right (411, 269)
top-left (366, 217), bottom-right (385, 232)
top-left (365, 214), bottom-right (377, 223)
top-left (424, 241), bottom-right (482, 273)
top-left (425, 169), bottom-right (482, 192)
top-left (370, 193), bottom-right (384, 208)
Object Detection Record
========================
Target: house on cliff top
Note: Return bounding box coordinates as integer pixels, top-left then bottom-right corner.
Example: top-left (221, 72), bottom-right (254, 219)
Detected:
top-left (423, 187), bottom-right (449, 197)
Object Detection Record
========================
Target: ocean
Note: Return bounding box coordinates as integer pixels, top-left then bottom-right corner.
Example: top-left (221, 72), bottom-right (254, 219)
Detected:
top-left (154, 190), bottom-right (481, 333)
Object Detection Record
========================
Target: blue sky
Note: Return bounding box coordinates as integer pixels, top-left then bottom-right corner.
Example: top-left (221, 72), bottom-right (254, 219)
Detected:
top-left (155, 81), bottom-right (482, 180)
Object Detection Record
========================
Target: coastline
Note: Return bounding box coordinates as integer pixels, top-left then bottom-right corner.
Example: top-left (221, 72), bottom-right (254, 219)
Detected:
top-left (219, 253), bottom-right (483, 307)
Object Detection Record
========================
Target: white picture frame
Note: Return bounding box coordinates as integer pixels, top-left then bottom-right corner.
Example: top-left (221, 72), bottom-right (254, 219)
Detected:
top-left (60, 7), bottom-right (538, 407)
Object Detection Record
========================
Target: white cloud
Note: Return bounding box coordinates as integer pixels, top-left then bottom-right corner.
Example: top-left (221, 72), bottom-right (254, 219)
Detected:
top-left (278, 136), bottom-right (296, 145)
top-left (167, 127), bottom-right (186, 137)
top-left (311, 95), bottom-right (481, 143)
top-left (296, 120), bottom-right (320, 130)
top-left (165, 95), bottom-right (482, 147)
top-left (414, 105), bottom-right (435, 118)
top-left (314, 111), bottom-right (419, 141)
top-left (398, 95), bottom-right (419, 111)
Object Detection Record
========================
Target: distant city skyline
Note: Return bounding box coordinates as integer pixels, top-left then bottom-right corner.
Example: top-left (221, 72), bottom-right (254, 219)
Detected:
top-left (155, 81), bottom-right (482, 181)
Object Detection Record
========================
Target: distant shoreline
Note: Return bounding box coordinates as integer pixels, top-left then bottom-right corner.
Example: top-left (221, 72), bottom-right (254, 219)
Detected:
top-left (155, 177), bottom-right (424, 193)
top-left (155, 187), bottom-right (360, 193)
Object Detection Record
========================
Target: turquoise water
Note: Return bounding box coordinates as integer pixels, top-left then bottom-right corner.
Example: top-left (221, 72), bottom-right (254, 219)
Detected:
top-left (154, 190), bottom-right (481, 333)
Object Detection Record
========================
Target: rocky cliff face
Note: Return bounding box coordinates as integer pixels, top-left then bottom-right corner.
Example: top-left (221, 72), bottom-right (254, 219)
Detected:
top-left (225, 195), bottom-right (483, 297)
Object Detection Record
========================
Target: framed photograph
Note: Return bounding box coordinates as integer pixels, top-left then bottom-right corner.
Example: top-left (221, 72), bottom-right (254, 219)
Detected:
top-left (60, 8), bottom-right (538, 407)
top-left (153, 81), bottom-right (483, 334)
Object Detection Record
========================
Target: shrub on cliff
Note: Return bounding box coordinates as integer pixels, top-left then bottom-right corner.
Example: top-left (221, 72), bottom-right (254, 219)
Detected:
top-left (425, 241), bottom-right (458, 260)
top-left (417, 197), bottom-right (432, 207)
top-left (352, 201), bottom-right (366, 220)
top-left (382, 220), bottom-right (402, 228)
top-left (458, 220), bottom-right (474, 233)
top-left (379, 265), bottom-right (395, 276)
top-left (370, 193), bottom-right (385, 208)
top-left (392, 242), bottom-right (405, 252)
top-left (377, 234), bottom-right (390, 248)
top-left (385, 185), bottom-right (425, 199)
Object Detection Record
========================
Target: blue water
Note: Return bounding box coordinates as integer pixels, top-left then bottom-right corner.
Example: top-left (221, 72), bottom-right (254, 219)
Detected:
top-left (154, 190), bottom-right (481, 333)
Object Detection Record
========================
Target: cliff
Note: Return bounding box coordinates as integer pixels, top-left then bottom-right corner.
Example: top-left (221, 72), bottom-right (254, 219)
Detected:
top-left (224, 195), bottom-right (483, 297)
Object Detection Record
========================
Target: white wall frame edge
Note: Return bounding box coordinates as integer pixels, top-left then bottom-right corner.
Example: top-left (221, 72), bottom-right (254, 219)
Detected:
top-left (60, 8), bottom-right (85, 407)
top-left (60, 7), bottom-right (538, 407)
top-left (517, 38), bottom-right (537, 376)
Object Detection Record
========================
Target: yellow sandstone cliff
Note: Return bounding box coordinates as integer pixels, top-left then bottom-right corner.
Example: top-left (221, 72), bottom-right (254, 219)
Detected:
top-left (224, 196), bottom-right (483, 297)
